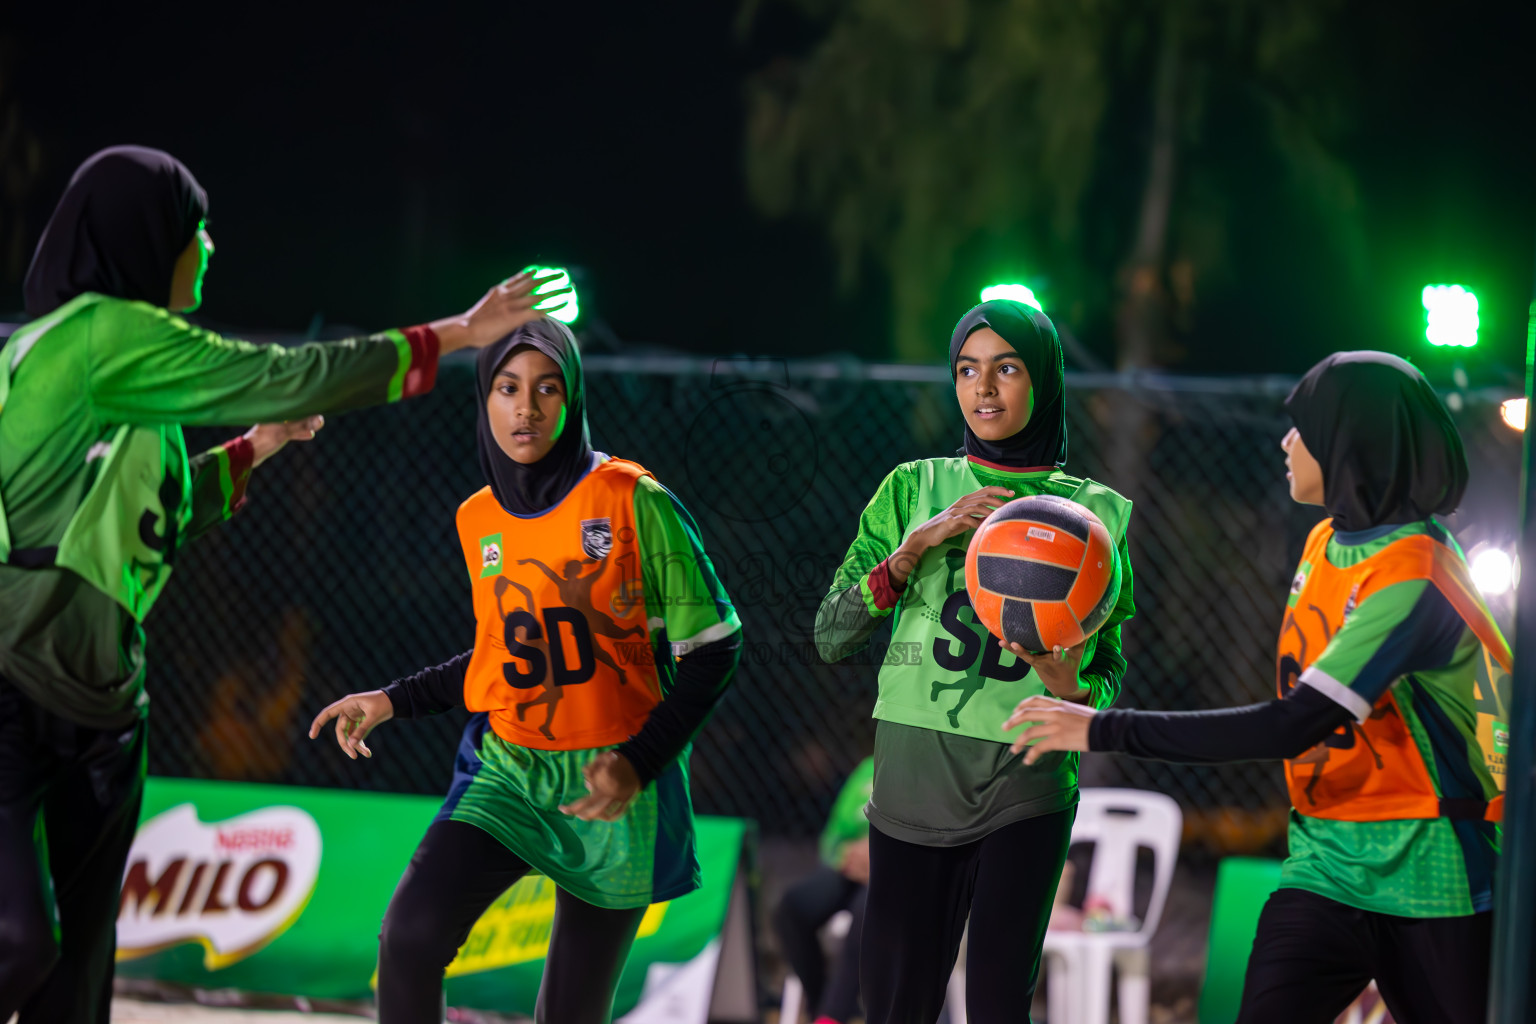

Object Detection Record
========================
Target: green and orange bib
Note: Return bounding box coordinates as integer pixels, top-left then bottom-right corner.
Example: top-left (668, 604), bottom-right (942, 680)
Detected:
top-left (1278, 520), bottom-right (1511, 822)
top-left (455, 457), bottom-right (661, 751)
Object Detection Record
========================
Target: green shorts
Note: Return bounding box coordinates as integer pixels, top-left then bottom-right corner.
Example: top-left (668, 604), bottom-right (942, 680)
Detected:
top-left (436, 713), bottom-right (700, 909)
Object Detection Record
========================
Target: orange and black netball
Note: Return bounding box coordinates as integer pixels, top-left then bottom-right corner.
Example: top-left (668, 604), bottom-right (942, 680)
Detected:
top-left (964, 494), bottom-right (1119, 653)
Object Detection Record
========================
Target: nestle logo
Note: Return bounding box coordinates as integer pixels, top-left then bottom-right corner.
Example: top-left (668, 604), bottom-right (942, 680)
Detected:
top-left (119, 804), bottom-right (321, 970)
top-left (215, 827), bottom-right (294, 853)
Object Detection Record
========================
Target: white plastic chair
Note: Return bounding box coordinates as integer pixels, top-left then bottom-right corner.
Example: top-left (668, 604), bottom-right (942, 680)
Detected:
top-left (1042, 788), bottom-right (1182, 1024)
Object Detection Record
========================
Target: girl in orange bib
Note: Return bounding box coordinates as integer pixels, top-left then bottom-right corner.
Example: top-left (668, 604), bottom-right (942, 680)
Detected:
top-left (310, 319), bottom-right (742, 1024)
top-left (1006, 351), bottom-right (1504, 1024)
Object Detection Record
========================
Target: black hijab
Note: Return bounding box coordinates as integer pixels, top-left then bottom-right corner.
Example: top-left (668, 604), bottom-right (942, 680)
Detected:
top-left (24, 146), bottom-right (209, 318)
top-left (949, 299), bottom-right (1068, 468)
top-left (1284, 351), bottom-right (1467, 532)
top-left (476, 318), bottom-right (594, 517)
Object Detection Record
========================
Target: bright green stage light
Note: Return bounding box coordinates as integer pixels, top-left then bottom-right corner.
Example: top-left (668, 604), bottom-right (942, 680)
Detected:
top-left (980, 283), bottom-right (1043, 311)
top-left (522, 265), bottom-right (580, 324)
top-left (1422, 284), bottom-right (1478, 348)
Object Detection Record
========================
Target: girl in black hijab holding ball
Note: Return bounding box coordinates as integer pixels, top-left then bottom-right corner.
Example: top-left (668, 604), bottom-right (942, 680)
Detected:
top-left (816, 299), bottom-right (1137, 1023)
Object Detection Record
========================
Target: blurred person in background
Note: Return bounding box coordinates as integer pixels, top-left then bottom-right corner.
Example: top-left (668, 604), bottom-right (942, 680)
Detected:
top-left (0, 145), bottom-right (559, 1024)
top-left (773, 755), bottom-right (874, 1024)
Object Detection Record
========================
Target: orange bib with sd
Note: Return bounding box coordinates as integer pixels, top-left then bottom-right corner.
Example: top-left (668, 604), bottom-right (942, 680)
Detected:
top-left (1277, 520), bottom-right (1512, 823)
top-left (455, 457), bottom-right (659, 751)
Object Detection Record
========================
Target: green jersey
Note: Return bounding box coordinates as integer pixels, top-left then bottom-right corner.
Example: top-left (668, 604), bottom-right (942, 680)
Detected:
top-left (424, 469), bottom-right (742, 907)
top-left (818, 456), bottom-right (1135, 844)
top-left (1282, 520), bottom-right (1499, 917)
top-left (0, 293), bottom-right (439, 726)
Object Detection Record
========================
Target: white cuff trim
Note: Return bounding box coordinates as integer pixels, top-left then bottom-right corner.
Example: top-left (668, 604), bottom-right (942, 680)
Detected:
top-left (669, 619), bottom-right (741, 658)
top-left (1298, 667), bottom-right (1373, 724)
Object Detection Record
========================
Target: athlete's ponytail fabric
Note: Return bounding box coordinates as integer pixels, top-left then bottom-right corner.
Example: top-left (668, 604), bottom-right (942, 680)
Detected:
top-left (474, 318), bottom-right (595, 516)
top-left (1285, 351), bottom-right (1468, 531)
top-left (949, 299), bottom-right (1068, 469)
top-left (24, 146), bottom-right (208, 318)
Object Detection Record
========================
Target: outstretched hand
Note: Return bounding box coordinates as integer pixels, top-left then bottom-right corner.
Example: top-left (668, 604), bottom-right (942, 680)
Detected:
top-left (245, 415), bottom-right (324, 469)
top-left (559, 751), bottom-right (641, 822)
top-left (308, 689), bottom-right (395, 760)
top-left (1002, 694), bottom-right (1097, 765)
top-left (430, 269), bottom-right (573, 354)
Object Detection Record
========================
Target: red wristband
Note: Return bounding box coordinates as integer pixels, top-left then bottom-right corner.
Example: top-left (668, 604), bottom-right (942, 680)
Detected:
top-left (867, 557), bottom-right (905, 611)
top-left (398, 324), bottom-right (441, 398)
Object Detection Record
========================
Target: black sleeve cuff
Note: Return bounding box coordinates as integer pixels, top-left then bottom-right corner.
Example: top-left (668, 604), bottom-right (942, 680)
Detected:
top-left (1082, 687), bottom-right (1352, 764)
top-left (382, 649), bottom-right (471, 719)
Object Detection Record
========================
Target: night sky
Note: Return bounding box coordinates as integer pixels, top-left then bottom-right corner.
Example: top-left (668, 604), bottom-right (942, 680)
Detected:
top-left (5, 1), bottom-right (1534, 374)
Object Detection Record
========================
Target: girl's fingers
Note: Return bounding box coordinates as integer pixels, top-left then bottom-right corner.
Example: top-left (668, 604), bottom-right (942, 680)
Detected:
top-left (1010, 724), bottom-right (1057, 756)
top-left (516, 285), bottom-right (572, 307)
top-left (559, 793), bottom-right (609, 820)
top-left (1002, 706), bottom-right (1039, 730)
top-left (308, 704), bottom-right (340, 739)
top-left (1010, 642), bottom-right (1050, 664)
top-left (332, 710), bottom-right (378, 760)
top-left (289, 415), bottom-right (323, 438)
top-left (334, 715), bottom-right (357, 759)
top-left (1003, 708), bottom-right (1052, 731)
top-left (1015, 647), bottom-right (1049, 666)
top-left (1002, 695), bottom-right (1061, 729)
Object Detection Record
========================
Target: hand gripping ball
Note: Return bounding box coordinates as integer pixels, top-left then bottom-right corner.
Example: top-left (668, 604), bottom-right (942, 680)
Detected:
top-left (963, 494), bottom-right (1120, 653)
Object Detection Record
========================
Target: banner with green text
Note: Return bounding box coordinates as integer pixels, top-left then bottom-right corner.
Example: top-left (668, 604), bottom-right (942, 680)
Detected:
top-left (115, 777), bottom-right (758, 1020)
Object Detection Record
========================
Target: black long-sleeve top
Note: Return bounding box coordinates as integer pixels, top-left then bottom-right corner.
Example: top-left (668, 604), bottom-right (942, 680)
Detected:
top-left (380, 631), bottom-right (742, 786)
top-left (1088, 685), bottom-right (1353, 762)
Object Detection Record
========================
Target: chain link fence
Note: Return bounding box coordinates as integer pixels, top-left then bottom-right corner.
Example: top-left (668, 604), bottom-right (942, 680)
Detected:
top-left (148, 350), bottom-right (1523, 854)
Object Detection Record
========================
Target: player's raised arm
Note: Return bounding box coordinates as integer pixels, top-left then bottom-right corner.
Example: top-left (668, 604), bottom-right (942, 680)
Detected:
top-left (84, 271), bottom-right (565, 428)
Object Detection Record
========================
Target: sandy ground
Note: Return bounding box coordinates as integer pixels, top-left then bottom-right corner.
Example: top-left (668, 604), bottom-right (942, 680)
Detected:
top-left (111, 1003), bottom-right (366, 1023)
top-left (75, 838), bottom-right (1212, 1024)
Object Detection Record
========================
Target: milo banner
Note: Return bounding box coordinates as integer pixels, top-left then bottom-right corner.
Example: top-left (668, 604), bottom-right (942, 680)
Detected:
top-left (115, 777), bottom-right (759, 1021)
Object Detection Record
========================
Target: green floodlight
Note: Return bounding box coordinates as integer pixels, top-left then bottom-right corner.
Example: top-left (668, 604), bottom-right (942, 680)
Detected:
top-left (980, 282), bottom-right (1043, 311)
top-left (522, 265), bottom-right (580, 324)
top-left (1422, 283), bottom-right (1478, 348)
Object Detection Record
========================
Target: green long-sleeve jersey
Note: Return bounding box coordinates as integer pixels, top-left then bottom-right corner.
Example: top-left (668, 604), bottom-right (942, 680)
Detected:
top-left (817, 456), bottom-right (1135, 845)
top-left (0, 292), bottom-right (440, 727)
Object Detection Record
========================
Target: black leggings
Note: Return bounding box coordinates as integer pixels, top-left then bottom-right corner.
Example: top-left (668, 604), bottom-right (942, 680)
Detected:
top-left (377, 818), bottom-right (646, 1024)
top-left (772, 866), bottom-right (867, 1022)
top-left (0, 681), bottom-right (146, 1024)
top-left (1237, 887), bottom-right (1492, 1024)
top-left (861, 808), bottom-right (1075, 1024)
